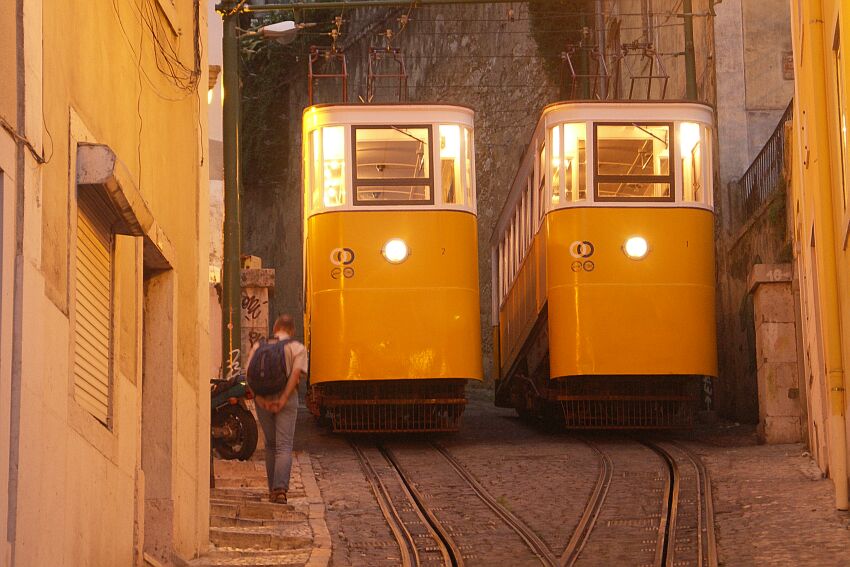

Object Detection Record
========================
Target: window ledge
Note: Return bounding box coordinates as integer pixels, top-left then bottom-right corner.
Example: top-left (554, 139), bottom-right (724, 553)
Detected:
top-left (76, 144), bottom-right (175, 270)
top-left (68, 400), bottom-right (118, 464)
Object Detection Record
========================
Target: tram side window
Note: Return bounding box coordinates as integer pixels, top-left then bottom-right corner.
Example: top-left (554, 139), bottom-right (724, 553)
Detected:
top-left (309, 126), bottom-right (346, 209)
top-left (353, 126), bottom-right (433, 205)
top-left (550, 123), bottom-right (587, 205)
top-left (595, 123), bottom-right (673, 201)
top-left (498, 241), bottom-right (505, 303)
top-left (537, 143), bottom-right (546, 221)
top-left (525, 182), bottom-right (534, 246)
top-left (680, 122), bottom-right (705, 204)
top-left (464, 127), bottom-right (475, 206)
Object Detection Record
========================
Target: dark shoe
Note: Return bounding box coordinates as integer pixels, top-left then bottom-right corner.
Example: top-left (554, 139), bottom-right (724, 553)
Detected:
top-left (270, 489), bottom-right (287, 504)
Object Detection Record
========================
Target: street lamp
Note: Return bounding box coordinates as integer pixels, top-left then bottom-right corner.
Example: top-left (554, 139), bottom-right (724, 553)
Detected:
top-left (252, 20), bottom-right (314, 45)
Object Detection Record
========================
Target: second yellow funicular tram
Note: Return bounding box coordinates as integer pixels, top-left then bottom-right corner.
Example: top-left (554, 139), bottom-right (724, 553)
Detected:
top-left (492, 101), bottom-right (717, 428)
top-left (303, 104), bottom-right (483, 432)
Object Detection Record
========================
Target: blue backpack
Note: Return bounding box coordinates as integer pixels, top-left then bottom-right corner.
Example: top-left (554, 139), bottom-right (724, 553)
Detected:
top-left (246, 338), bottom-right (293, 396)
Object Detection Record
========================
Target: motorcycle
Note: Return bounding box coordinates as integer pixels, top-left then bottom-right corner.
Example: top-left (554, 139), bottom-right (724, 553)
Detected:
top-left (211, 375), bottom-right (258, 461)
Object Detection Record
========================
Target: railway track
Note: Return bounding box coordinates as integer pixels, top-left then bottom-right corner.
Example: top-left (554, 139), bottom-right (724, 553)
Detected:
top-left (352, 439), bottom-right (559, 566)
top-left (350, 441), bottom-right (460, 567)
top-left (353, 436), bottom-right (716, 567)
top-left (642, 440), bottom-right (719, 567)
top-left (560, 437), bottom-right (614, 566)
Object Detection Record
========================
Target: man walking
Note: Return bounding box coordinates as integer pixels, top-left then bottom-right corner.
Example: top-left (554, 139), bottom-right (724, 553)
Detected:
top-left (246, 314), bottom-right (307, 504)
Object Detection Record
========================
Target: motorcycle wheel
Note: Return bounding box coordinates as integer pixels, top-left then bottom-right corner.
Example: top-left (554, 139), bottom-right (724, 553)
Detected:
top-left (212, 404), bottom-right (258, 461)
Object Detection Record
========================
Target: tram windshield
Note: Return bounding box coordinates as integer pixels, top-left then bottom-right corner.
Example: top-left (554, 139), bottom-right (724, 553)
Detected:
top-left (353, 126), bottom-right (433, 205)
top-left (594, 123), bottom-right (673, 202)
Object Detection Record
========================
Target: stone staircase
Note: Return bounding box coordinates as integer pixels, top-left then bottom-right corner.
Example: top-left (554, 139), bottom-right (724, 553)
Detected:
top-left (192, 452), bottom-right (323, 567)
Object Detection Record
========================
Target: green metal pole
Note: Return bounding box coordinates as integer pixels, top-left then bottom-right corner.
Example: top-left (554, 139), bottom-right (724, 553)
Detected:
top-left (221, 3), bottom-right (243, 378)
top-left (682, 0), bottom-right (698, 100)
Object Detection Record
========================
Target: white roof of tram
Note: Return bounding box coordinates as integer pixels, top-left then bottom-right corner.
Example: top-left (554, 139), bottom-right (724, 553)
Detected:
top-left (537, 100), bottom-right (714, 126)
top-left (302, 103), bottom-right (475, 130)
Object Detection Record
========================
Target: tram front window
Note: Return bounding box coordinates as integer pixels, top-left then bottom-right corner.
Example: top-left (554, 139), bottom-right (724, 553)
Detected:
top-left (595, 123), bottom-right (673, 202)
top-left (550, 123), bottom-right (587, 205)
top-left (680, 122), bottom-right (705, 204)
top-left (354, 126), bottom-right (433, 205)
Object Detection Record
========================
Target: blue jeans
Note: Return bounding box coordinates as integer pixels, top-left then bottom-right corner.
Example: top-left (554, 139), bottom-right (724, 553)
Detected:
top-left (255, 393), bottom-right (298, 492)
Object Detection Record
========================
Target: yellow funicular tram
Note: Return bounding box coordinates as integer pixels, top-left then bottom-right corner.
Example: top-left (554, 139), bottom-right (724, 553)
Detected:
top-left (303, 104), bottom-right (483, 432)
top-left (492, 101), bottom-right (717, 428)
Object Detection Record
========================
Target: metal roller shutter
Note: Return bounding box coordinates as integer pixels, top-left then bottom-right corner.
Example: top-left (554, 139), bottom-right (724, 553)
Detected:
top-left (74, 194), bottom-right (113, 425)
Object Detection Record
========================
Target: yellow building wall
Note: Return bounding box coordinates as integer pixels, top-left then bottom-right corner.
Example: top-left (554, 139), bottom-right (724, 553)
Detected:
top-left (5, 0), bottom-right (211, 564)
top-left (0, 7), bottom-right (15, 125)
top-left (789, 0), bottom-right (850, 509)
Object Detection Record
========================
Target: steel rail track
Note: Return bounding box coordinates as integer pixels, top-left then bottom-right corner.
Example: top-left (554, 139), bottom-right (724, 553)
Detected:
top-left (430, 442), bottom-right (560, 567)
top-left (380, 445), bottom-right (465, 567)
top-left (350, 441), bottom-right (455, 567)
top-left (641, 441), bottom-right (680, 567)
top-left (672, 441), bottom-right (719, 567)
top-left (560, 438), bottom-right (614, 566)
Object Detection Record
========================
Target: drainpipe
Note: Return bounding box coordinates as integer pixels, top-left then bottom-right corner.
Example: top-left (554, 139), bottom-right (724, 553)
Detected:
top-left (808, 0), bottom-right (848, 510)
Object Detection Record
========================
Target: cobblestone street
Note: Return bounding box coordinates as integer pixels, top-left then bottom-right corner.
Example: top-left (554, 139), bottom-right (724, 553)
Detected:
top-left (261, 390), bottom-right (850, 567)
top-left (196, 391), bottom-right (850, 566)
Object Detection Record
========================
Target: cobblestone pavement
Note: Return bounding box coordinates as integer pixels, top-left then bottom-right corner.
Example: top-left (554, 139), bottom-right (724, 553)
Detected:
top-left (204, 392), bottom-right (850, 566)
top-left (675, 425), bottom-right (850, 566)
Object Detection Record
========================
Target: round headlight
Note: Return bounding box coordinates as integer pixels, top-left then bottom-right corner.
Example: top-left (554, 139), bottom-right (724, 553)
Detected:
top-left (382, 239), bottom-right (409, 263)
top-left (624, 236), bottom-right (649, 260)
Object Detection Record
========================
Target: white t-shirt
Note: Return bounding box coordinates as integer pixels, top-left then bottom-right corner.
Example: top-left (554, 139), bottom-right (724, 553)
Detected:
top-left (274, 332), bottom-right (308, 378)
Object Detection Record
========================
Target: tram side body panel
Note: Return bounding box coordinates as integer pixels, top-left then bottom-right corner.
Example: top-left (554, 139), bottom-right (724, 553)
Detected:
top-left (306, 210), bottom-right (484, 384)
top-left (498, 228), bottom-right (548, 375)
top-left (546, 207), bottom-right (718, 378)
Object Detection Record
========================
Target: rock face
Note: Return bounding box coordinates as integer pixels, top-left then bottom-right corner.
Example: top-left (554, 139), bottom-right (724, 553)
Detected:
top-left (239, 1), bottom-right (716, 383)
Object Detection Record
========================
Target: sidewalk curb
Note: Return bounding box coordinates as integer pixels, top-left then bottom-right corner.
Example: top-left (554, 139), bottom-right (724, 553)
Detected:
top-left (297, 452), bottom-right (331, 567)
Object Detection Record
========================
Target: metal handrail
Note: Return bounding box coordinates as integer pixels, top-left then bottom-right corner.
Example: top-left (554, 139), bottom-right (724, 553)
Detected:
top-left (739, 100), bottom-right (793, 219)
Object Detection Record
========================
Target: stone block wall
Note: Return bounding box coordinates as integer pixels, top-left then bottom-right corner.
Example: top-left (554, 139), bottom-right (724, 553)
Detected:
top-left (749, 264), bottom-right (803, 443)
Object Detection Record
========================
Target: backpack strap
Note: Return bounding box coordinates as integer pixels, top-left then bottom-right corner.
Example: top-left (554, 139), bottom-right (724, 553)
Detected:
top-left (277, 338), bottom-right (294, 379)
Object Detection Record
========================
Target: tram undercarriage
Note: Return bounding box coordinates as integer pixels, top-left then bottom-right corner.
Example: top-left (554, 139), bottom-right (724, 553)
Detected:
top-left (495, 317), bottom-right (703, 429)
top-left (307, 379), bottom-right (468, 433)
top-left (499, 370), bottom-right (702, 429)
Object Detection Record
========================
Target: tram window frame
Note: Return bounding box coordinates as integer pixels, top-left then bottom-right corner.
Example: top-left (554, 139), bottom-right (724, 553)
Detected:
top-left (550, 122), bottom-right (588, 206)
top-left (680, 122), bottom-right (707, 205)
top-left (439, 124), bottom-right (465, 206)
top-left (593, 121), bottom-right (675, 203)
top-left (521, 193), bottom-right (528, 253)
top-left (463, 126), bottom-right (475, 208)
top-left (537, 142), bottom-right (546, 221)
top-left (351, 124), bottom-right (435, 206)
top-left (525, 192), bottom-right (530, 251)
top-left (308, 126), bottom-right (347, 210)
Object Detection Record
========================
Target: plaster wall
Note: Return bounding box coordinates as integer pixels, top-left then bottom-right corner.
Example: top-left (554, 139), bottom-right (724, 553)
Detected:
top-left (0, 8), bottom-right (15, 124)
top-left (0, 124), bottom-right (17, 567)
top-left (789, 0), bottom-right (850, 503)
top-left (7, 0), bottom-right (210, 564)
top-left (715, 0), bottom-right (794, 189)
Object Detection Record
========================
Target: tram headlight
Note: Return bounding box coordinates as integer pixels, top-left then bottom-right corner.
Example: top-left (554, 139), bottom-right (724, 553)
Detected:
top-left (382, 239), bottom-right (409, 264)
top-left (623, 236), bottom-right (649, 260)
